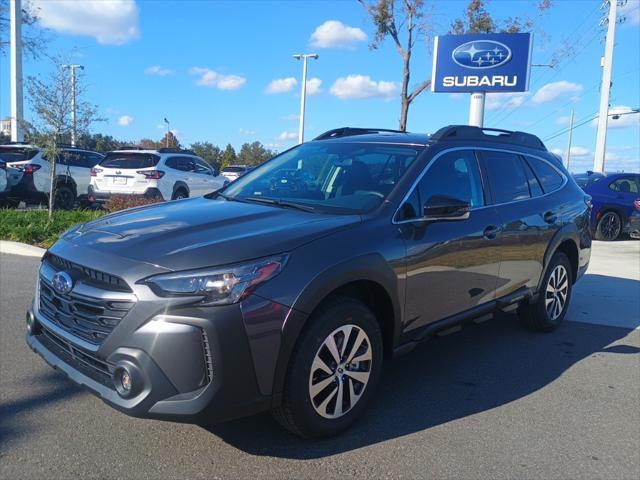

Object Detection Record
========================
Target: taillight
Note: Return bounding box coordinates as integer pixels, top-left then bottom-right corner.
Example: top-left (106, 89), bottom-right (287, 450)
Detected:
top-left (90, 167), bottom-right (103, 177)
top-left (22, 164), bottom-right (41, 175)
top-left (634, 199), bottom-right (640, 211)
top-left (137, 170), bottom-right (165, 180)
top-left (584, 195), bottom-right (593, 209)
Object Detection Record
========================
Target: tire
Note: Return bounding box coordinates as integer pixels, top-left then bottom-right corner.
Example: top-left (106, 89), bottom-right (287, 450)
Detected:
top-left (272, 297), bottom-right (383, 438)
top-left (53, 185), bottom-right (75, 210)
top-left (595, 211), bottom-right (622, 241)
top-left (172, 188), bottom-right (188, 200)
top-left (518, 251), bottom-right (573, 332)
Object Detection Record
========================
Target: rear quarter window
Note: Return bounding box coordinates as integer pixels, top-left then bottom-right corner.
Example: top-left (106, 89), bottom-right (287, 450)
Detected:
top-left (479, 150), bottom-right (530, 204)
top-left (101, 153), bottom-right (160, 169)
top-left (0, 147), bottom-right (39, 162)
top-left (525, 156), bottom-right (564, 193)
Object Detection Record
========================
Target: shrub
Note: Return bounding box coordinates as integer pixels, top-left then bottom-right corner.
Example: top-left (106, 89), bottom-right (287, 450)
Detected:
top-left (0, 209), bottom-right (105, 248)
top-left (103, 195), bottom-right (162, 213)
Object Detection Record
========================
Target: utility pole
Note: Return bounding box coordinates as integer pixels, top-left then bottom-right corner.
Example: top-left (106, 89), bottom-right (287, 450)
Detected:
top-left (593, 0), bottom-right (621, 172)
top-left (10, 0), bottom-right (25, 142)
top-left (293, 53), bottom-right (318, 144)
top-left (63, 64), bottom-right (84, 146)
top-left (565, 109), bottom-right (575, 171)
top-left (468, 92), bottom-right (486, 127)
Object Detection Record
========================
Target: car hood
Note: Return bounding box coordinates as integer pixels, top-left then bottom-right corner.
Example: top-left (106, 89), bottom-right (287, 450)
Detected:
top-left (62, 197), bottom-right (360, 271)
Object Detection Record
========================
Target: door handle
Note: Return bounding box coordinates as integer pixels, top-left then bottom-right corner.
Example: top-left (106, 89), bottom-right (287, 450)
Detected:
top-left (483, 225), bottom-right (501, 240)
top-left (543, 211), bottom-right (557, 224)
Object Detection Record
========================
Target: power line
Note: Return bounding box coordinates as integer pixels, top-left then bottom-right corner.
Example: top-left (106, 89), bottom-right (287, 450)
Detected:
top-left (543, 113), bottom-right (599, 142)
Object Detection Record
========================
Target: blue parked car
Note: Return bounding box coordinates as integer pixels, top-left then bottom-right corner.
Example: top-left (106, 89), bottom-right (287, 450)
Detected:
top-left (573, 171), bottom-right (640, 241)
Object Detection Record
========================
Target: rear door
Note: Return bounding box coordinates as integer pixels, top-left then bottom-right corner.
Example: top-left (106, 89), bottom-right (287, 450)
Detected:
top-left (478, 150), bottom-right (565, 298)
top-left (607, 175), bottom-right (640, 208)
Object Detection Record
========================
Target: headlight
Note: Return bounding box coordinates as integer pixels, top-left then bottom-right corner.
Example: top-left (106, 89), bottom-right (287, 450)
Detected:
top-left (142, 254), bottom-right (288, 305)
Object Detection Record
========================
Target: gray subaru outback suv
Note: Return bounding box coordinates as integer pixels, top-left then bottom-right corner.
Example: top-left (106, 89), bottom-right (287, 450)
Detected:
top-left (25, 126), bottom-right (592, 438)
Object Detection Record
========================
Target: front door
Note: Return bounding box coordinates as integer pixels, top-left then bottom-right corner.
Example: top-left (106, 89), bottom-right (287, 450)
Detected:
top-left (399, 149), bottom-right (503, 334)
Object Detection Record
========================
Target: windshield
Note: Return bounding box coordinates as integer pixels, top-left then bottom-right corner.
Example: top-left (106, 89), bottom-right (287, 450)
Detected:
top-left (222, 142), bottom-right (423, 214)
top-left (101, 152), bottom-right (160, 169)
top-left (0, 147), bottom-right (39, 162)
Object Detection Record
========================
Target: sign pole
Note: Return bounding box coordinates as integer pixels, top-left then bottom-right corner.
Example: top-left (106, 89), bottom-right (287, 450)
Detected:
top-left (468, 92), bottom-right (485, 127)
top-left (10, 0), bottom-right (25, 142)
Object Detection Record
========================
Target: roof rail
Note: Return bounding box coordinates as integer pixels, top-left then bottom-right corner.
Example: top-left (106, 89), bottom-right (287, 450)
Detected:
top-left (157, 147), bottom-right (196, 155)
top-left (430, 125), bottom-right (547, 151)
top-left (113, 146), bottom-right (147, 151)
top-left (313, 127), bottom-right (406, 141)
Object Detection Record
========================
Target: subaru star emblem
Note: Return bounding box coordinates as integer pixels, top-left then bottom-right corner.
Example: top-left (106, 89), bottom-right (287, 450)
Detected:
top-left (52, 271), bottom-right (74, 295)
top-left (452, 40), bottom-right (512, 69)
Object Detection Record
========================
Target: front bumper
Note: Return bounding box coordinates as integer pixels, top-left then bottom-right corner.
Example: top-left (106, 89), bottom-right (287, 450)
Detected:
top-left (26, 300), bottom-right (272, 423)
top-left (624, 212), bottom-right (640, 238)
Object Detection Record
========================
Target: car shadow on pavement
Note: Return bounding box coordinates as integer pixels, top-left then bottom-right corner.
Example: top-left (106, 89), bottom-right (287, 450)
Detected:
top-left (204, 312), bottom-right (638, 459)
top-left (0, 370), bottom-right (83, 445)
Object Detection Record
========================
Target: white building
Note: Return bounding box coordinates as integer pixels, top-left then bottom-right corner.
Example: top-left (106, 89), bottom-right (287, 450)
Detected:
top-left (0, 118), bottom-right (11, 137)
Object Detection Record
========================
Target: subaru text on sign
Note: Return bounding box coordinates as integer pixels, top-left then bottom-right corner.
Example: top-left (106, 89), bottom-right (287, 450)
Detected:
top-left (431, 33), bottom-right (533, 93)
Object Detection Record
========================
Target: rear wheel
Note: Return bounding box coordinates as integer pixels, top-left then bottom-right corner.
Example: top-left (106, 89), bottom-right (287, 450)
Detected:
top-left (595, 211), bottom-right (622, 241)
top-left (272, 297), bottom-right (383, 438)
top-left (518, 251), bottom-right (573, 332)
top-left (172, 188), bottom-right (188, 200)
top-left (53, 185), bottom-right (75, 210)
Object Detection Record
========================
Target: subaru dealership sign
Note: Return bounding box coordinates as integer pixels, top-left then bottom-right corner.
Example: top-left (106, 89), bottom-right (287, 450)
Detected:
top-left (431, 33), bottom-right (533, 93)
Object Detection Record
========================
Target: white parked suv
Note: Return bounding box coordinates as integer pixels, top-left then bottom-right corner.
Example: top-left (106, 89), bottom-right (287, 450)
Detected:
top-left (221, 164), bottom-right (250, 182)
top-left (0, 143), bottom-right (104, 209)
top-left (88, 147), bottom-right (228, 203)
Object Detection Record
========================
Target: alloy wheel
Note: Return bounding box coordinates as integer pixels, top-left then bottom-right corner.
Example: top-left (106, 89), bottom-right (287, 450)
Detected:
top-left (600, 212), bottom-right (621, 241)
top-left (308, 324), bottom-right (372, 419)
top-left (545, 264), bottom-right (569, 321)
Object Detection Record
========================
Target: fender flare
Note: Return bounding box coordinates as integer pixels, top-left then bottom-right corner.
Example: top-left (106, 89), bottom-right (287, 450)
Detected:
top-left (537, 224), bottom-right (580, 293)
top-left (595, 204), bottom-right (627, 225)
top-left (54, 175), bottom-right (77, 196)
top-left (270, 253), bottom-right (401, 400)
top-left (172, 181), bottom-right (190, 198)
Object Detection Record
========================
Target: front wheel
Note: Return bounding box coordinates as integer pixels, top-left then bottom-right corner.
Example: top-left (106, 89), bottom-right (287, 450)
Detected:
top-left (518, 251), bottom-right (573, 332)
top-left (54, 185), bottom-right (75, 210)
top-left (595, 211), bottom-right (622, 241)
top-left (272, 297), bottom-right (383, 438)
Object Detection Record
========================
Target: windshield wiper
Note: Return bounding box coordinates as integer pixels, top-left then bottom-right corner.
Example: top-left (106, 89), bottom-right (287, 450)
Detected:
top-left (245, 197), bottom-right (316, 212)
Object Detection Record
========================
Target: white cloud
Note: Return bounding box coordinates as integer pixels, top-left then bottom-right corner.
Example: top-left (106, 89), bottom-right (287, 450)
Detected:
top-left (282, 113), bottom-right (300, 121)
top-left (531, 81), bottom-right (583, 104)
top-left (485, 92), bottom-right (528, 110)
top-left (239, 128), bottom-right (256, 136)
top-left (306, 78), bottom-right (323, 96)
top-left (265, 77), bottom-right (297, 94)
top-left (619, 1), bottom-right (640, 26)
top-left (189, 67), bottom-right (246, 91)
top-left (117, 115), bottom-right (134, 126)
top-left (556, 115), bottom-right (570, 126)
top-left (570, 146), bottom-right (590, 156)
top-left (330, 75), bottom-right (398, 100)
top-left (310, 20), bottom-right (367, 48)
top-left (277, 131), bottom-right (297, 141)
top-left (590, 105), bottom-right (640, 129)
top-left (31, 0), bottom-right (139, 45)
top-left (145, 66), bottom-right (172, 76)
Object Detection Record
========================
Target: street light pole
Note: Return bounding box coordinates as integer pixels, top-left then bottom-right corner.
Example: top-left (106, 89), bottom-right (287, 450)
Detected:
top-left (565, 109), bottom-right (575, 171)
top-left (293, 53), bottom-right (318, 144)
top-left (164, 118), bottom-right (170, 147)
top-left (63, 64), bottom-right (84, 146)
top-left (10, 0), bottom-right (25, 142)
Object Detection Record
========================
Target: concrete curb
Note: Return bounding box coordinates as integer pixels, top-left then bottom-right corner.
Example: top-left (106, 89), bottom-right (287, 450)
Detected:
top-left (0, 241), bottom-right (46, 258)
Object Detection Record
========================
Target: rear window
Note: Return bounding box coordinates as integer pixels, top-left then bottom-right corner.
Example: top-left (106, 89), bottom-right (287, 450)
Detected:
top-left (100, 153), bottom-right (160, 169)
top-left (222, 166), bottom-right (246, 173)
top-left (0, 147), bottom-right (39, 162)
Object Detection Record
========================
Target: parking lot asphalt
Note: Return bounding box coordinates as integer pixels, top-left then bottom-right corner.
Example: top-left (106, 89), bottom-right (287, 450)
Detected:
top-left (1, 241), bottom-right (638, 479)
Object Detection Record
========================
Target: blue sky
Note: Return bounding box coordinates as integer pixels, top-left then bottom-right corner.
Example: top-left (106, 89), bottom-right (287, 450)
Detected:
top-left (0, 0), bottom-right (638, 172)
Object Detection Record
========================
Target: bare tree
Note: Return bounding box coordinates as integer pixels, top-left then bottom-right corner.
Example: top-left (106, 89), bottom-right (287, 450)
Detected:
top-left (450, 0), bottom-right (552, 34)
top-left (26, 56), bottom-right (103, 217)
top-left (0, 0), bottom-right (49, 58)
top-left (358, 0), bottom-right (433, 131)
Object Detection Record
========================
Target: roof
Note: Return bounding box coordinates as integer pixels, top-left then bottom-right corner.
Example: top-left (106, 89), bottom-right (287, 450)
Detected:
top-left (312, 131), bottom-right (429, 146)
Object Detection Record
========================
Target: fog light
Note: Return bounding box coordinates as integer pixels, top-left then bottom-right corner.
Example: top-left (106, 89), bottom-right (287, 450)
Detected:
top-left (26, 311), bottom-right (39, 335)
top-left (114, 367), bottom-right (133, 397)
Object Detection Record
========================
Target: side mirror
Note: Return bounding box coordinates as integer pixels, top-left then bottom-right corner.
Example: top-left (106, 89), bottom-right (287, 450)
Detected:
top-left (423, 195), bottom-right (470, 221)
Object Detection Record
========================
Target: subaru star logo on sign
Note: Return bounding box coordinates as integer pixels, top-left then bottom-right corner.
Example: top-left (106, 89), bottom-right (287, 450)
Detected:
top-left (432, 33), bottom-right (532, 93)
top-left (52, 271), bottom-right (74, 295)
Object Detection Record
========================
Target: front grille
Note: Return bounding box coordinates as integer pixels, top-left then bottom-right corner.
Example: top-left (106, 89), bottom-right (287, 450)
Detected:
top-left (38, 325), bottom-right (114, 388)
top-left (39, 279), bottom-right (134, 344)
top-left (45, 253), bottom-right (131, 292)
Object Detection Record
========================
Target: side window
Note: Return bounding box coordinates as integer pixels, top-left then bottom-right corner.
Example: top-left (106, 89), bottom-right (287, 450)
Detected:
top-left (178, 157), bottom-right (195, 172)
top-left (86, 153), bottom-right (103, 168)
top-left (609, 177), bottom-right (639, 194)
top-left (525, 156), bottom-right (564, 193)
top-left (480, 150), bottom-right (530, 204)
top-left (193, 158), bottom-right (212, 175)
top-left (520, 156), bottom-right (544, 197)
top-left (418, 150), bottom-right (484, 209)
top-left (165, 157), bottom-right (178, 170)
